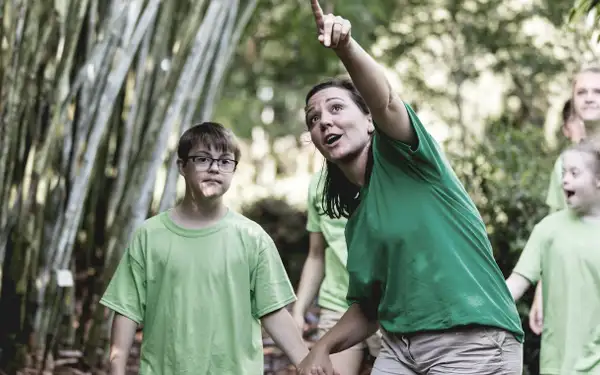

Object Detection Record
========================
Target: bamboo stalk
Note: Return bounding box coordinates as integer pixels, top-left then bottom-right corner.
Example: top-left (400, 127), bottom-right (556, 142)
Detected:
top-left (0, 1), bottom-right (260, 371)
top-left (159, 0), bottom-right (258, 212)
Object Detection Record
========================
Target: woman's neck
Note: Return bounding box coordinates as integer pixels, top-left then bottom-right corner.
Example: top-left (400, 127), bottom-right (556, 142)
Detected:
top-left (337, 143), bottom-right (371, 187)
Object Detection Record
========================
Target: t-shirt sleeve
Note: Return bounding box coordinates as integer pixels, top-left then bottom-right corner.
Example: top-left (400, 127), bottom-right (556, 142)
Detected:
top-left (545, 156), bottom-right (566, 212)
top-left (373, 103), bottom-right (448, 182)
top-left (513, 222), bottom-right (548, 284)
top-left (346, 273), bottom-right (381, 321)
top-left (306, 174), bottom-right (323, 233)
top-left (251, 233), bottom-right (296, 319)
top-left (100, 231), bottom-right (147, 324)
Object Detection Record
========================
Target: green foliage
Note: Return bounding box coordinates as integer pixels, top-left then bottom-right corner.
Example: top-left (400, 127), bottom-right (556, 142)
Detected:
top-left (217, 0), bottom-right (589, 147)
top-left (374, 0), bottom-right (582, 130)
top-left (448, 120), bottom-right (556, 274)
top-left (448, 120), bottom-right (559, 375)
top-left (216, 0), bottom-right (396, 139)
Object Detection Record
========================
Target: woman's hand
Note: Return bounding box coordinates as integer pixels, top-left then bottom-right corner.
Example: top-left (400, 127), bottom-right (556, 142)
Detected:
top-left (310, 0), bottom-right (351, 49)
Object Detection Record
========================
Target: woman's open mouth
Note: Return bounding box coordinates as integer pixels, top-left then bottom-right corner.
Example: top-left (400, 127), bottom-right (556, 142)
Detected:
top-left (324, 134), bottom-right (342, 146)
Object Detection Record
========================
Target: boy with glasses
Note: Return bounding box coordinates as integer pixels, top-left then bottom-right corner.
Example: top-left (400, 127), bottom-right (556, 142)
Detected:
top-left (101, 122), bottom-right (308, 375)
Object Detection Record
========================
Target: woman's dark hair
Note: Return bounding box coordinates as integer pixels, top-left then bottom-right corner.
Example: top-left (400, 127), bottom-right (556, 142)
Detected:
top-left (305, 77), bottom-right (373, 219)
top-left (562, 99), bottom-right (572, 124)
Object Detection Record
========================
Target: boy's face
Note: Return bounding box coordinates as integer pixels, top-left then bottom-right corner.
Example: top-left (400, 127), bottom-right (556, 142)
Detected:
top-left (178, 145), bottom-right (237, 200)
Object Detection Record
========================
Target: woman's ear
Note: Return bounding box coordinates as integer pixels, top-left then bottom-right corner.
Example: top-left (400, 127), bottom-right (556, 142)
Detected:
top-left (367, 115), bottom-right (375, 134)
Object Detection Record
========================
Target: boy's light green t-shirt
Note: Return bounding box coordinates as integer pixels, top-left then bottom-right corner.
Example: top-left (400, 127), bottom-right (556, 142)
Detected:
top-left (514, 210), bottom-right (600, 375)
top-left (100, 210), bottom-right (296, 375)
top-left (306, 172), bottom-right (350, 312)
top-left (546, 155), bottom-right (566, 211)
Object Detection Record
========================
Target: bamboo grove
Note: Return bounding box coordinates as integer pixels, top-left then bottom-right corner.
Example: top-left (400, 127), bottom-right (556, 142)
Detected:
top-left (0, 0), bottom-right (257, 371)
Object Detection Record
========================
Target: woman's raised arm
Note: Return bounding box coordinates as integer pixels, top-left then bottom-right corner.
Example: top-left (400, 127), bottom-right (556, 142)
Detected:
top-left (309, 0), bottom-right (414, 145)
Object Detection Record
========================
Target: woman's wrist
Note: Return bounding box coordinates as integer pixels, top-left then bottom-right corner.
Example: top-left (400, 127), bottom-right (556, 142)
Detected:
top-left (312, 333), bottom-right (336, 354)
top-left (334, 37), bottom-right (357, 58)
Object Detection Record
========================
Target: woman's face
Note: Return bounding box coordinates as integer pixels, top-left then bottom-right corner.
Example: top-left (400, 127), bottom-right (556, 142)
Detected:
top-left (305, 86), bottom-right (373, 163)
top-left (573, 71), bottom-right (600, 123)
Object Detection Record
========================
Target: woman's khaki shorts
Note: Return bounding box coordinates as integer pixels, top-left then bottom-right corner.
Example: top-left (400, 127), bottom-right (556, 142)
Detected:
top-left (371, 325), bottom-right (523, 375)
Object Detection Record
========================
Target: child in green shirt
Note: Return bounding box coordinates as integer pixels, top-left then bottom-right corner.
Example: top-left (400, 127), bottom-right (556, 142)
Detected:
top-left (292, 171), bottom-right (381, 375)
top-left (101, 122), bottom-right (308, 375)
top-left (507, 138), bottom-right (600, 375)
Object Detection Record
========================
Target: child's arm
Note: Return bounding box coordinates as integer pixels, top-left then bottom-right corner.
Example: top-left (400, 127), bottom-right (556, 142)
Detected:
top-left (528, 282), bottom-right (543, 335)
top-left (261, 308), bottom-right (309, 366)
top-left (507, 220), bottom-right (548, 302)
top-left (292, 232), bottom-right (326, 329)
top-left (506, 273), bottom-right (532, 301)
top-left (108, 313), bottom-right (138, 375)
top-left (100, 232), bottom-right (147, 375)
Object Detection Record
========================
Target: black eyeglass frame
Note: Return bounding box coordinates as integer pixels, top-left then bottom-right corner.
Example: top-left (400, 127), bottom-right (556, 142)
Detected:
top-left (184, 155), bottom-right (239, 173)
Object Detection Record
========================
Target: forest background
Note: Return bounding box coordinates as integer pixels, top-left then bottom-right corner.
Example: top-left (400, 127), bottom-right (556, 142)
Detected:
top-left (1, 0), bottom-right (599, 374)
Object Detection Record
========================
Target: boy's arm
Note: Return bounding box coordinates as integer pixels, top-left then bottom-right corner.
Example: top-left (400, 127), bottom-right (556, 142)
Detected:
top-left (506, 273), bottom-right (532, 301)
top-left (100, 234), bottom-right (147, 375)
top-left (261, 308), bottom-right (309, 366)
top-left (109, 313), bottom-right (138, 375)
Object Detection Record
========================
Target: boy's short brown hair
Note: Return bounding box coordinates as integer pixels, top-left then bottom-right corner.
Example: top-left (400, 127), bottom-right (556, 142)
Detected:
top-left (177, 122), bottom-right (241, 163)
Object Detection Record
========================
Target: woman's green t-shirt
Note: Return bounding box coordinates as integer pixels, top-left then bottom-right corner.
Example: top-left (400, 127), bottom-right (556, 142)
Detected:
top-left (344, 104), bottom-right (524, 341)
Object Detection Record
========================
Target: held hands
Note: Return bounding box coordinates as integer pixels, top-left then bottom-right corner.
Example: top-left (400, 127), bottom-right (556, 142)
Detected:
top-left (310, 0), bottom-right (351, 49)
top-left (296, 344), bottom-right (340, 375)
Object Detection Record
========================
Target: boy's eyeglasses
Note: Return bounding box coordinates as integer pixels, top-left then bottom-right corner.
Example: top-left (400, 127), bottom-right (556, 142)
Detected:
top-left (185, 156), bottom-right (238, 173)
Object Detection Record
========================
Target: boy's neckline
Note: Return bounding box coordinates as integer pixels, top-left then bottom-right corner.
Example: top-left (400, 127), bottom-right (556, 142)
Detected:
top-left (161, 208), bottom-right (232, 237)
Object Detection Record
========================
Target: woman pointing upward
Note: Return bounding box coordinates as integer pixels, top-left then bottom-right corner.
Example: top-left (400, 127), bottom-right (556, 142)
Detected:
top-left (296, 1), bottom-right (523, 374)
